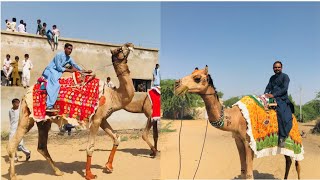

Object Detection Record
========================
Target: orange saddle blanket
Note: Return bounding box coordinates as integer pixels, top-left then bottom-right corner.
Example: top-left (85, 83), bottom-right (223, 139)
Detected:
top-left (234, 95), bottom-right (304, 161)
top-left (32, 72), bottom-right (101, 121)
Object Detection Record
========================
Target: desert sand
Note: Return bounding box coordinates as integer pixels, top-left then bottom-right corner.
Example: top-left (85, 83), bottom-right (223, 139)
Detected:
top-left (1, 119), bottom-right (319, 180)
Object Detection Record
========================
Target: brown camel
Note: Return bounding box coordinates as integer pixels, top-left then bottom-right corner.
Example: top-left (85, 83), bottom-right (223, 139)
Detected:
top-left (7, 43), bottom-right (135, 180)
top-left (174, 66), bottom-right (301, 180)
top-left (123, 92), bottom-right (159, 157)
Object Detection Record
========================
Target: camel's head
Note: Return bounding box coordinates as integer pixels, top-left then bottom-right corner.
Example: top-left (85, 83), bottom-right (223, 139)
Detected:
top-left (174, 65), bottom-right (213, 96)
top-left (111, 43), bottom-right (134, 63)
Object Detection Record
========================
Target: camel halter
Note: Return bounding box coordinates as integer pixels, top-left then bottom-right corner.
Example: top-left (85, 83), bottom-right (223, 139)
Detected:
top-left (199, 92), bottom-right (225, 128)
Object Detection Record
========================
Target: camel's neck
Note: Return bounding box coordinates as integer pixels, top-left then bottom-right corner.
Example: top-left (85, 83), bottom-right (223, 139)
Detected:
top-left (110, 62), bottom-right (134, 109)
top-left (200, 86), bottom-right (231, 131)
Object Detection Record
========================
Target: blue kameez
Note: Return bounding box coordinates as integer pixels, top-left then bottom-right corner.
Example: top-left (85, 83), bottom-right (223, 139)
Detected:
top-left (264, 72), bottom-right (292, 139)
top-left (42, 52), bottom-right (82, 108)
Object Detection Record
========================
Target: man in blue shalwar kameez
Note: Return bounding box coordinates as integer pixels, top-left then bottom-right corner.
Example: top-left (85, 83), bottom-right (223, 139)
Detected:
top-left (264, 61), bottom-right (293, 147)
top-left (42, 43), bottom-right (91, 112)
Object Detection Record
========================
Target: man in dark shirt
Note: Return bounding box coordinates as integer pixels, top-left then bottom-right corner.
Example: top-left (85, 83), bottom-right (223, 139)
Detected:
top-left (264, 61), bottom-right (292, 147)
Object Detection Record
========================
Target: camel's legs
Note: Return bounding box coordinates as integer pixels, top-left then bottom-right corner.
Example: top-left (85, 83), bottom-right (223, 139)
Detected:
top-left (142, 118), bottom-right (157, 157)
top-left (36, 121), bottom-right (63, 176)
top-left (284, 155), bottom-right (292, 179)
top-left (244, 137), bottom-right (254, 180)
top-left (7, 100), bottom-right (33, 180)
top-left (234, 135), bottom-right (246, 179)
top-left (85, 118), bottom-right (101, 180)
top-left (100, 120), bottom-right (120, 172)
top-left (152, 120), bottom-right (159, 151)
top-left (295, 160), bottom-right (301, 180)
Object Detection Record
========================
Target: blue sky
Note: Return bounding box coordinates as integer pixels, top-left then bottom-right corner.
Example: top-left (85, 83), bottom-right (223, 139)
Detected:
top-left (2, 2), bottom-right (319, 104)
top-left (1, 2), bottom-right (161, 48)
top-left (161, 2), bottom-right (320, 104)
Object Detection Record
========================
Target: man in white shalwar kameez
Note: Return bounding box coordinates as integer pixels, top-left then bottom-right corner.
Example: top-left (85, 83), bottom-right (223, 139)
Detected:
top-left (22, 54), bottom-right (33, 88)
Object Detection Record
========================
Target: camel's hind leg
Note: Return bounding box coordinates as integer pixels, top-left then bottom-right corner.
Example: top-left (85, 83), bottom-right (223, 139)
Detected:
top-left (100, 119), bottom-right (120, 173)
top-left (142, 117), bottom-right (158, 157)
top-left (234, 135), bottom-right (246, 179)
top-left (36, 121), bottom-right (63, 176)
top-left (7, 99), bottom-right (34, 180)
top-left (295, 160), bottom-right (301, 179)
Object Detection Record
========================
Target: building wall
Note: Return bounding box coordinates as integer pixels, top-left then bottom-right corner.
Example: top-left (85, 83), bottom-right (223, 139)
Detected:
top-left (1, 31), bottom-right (159, 131)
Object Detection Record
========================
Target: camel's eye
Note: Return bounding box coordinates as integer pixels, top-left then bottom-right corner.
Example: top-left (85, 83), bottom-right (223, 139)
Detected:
top-left (194, 77), bottom-right (201, 83)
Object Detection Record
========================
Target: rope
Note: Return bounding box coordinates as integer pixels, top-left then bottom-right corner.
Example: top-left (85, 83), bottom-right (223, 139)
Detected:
top-left (192, 118), bottom-right (208, 179)
top-left (177, 118), bottom-right (183, 180)
top-left (177, 117), bottom-right (209, 180)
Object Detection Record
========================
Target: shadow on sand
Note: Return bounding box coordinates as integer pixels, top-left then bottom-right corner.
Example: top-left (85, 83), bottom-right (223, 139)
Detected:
top-left (1, 155), bottom-right (103, 180)
top-left (233, 170), bottom-right (280, 179)
top-left (79, 147), bottom-right (154, 158)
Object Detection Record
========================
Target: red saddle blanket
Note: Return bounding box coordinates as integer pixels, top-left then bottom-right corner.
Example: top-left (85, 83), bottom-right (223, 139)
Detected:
top-left (32, 72), bottom-right (100, 121)
top-left (148, 86), bottom-right (161, 121)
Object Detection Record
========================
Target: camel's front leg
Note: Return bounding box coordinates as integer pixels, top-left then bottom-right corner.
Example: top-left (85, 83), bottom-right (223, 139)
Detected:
top-left (284, 155), bottom-right (292, 179)
top-left (234, 135), bottom-right (246, 179)
top-left (37, 121), bottom-right (63, 176)
top-left (7, 105), bottom-right (34, 180)
top-left (142, 118), bottom-right (157, 157)
top-left (244, 137), bottom-right (254, 180)
top-left (100, 120), bottom-right (120, 173)
top-left (85, 119), bottom-right (101, 180)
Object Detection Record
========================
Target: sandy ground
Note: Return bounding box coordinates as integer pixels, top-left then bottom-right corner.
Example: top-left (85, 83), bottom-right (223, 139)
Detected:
top-left (1, 128), bottom-right (161, 180)
top-left (2, 119), bottom-right (320, 180)
top-left (160, 119), bottom-right (320, 180)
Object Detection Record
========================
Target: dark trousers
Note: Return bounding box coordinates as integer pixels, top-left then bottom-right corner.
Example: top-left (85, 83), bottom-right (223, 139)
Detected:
top-left (276, 100), bottom-right (293, 139)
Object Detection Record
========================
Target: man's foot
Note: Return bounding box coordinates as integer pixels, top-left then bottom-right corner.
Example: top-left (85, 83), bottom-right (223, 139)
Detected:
top-left (26, 152), bottom-right (31, 161)
top-left (46, 107), bottom-right (58, 112)
top-left (279, 138), bottom-right (286, 148)
top-left (14, 157), bottom-right (18, 163)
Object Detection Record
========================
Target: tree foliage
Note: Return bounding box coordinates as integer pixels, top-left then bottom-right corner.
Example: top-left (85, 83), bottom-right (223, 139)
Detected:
top-left (161, 79), bottom-right (204, 119)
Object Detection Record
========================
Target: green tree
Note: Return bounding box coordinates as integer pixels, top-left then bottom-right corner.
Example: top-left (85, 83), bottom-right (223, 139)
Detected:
top-left (223, 96), bottom-right (241, 108)
top-left (161, 79), bottom-right (204, 119)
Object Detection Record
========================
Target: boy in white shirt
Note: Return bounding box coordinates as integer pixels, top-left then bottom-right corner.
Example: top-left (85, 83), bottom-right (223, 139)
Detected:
top-left (22, 54), bottom-right (33, 88)
top-left (3, 54), bottom-right (13, 81)
top-left (9, 98), bottom-right (31, 162)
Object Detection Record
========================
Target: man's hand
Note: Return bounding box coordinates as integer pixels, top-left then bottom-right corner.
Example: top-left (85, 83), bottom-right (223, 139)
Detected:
top-left (81, 70), bottom-right (92, 74)
top-left (265, 93), bottom-right (274, 98)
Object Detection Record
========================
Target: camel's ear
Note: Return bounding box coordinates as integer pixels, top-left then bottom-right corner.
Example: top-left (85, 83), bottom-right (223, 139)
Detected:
top-left (204, 65), bottom-right (208, 74)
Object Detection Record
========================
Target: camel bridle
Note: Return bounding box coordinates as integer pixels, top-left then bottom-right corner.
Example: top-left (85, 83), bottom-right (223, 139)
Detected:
top-left (112, 46), bottom-right (131, 77)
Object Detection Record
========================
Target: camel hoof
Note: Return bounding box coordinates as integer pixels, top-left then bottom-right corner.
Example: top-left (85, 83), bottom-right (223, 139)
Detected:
top-left (105, 164), bottom-right (113, 174)
top-left (55, 169), bottom-right (64, 176)
top-left (150, 149), bottom-right (160, 158)
top-left (85, 172), bottom-right (97, 180)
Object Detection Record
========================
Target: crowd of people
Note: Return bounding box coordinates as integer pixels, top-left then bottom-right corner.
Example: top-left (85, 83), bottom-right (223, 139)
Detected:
top-left (5, 18), bottom-right (60, 51)
top-left (2, 53), bottom-right (33, 87)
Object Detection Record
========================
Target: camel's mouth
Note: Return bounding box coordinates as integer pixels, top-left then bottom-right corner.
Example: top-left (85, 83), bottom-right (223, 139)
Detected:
top-left (174, 86), bottom-right (189, 96)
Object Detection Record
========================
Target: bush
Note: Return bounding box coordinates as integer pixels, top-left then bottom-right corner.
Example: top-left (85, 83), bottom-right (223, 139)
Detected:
top-left (311, 120), bottom-right (320, 134)
top-left (1, 131), bottom-right (9, 141)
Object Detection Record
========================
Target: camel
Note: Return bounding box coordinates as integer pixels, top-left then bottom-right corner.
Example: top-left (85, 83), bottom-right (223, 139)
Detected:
top-left (7, 43), bottom-right (135, 180)
top-left (123, 92), bottom-right (159, 157)
top-left (174, 66), bottom-right (301, 180)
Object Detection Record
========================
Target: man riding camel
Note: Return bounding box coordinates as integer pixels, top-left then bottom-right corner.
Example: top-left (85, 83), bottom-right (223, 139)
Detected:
top-left (41, 43), bottom-right (92, 112)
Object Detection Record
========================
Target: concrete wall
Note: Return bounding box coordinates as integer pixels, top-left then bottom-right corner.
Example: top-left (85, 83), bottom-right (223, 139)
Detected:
top-left (1, 31), bottom-right (159, 131)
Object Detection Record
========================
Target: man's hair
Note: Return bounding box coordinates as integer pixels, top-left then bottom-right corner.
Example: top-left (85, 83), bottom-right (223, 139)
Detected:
top-left (25, 54), bottom-right (29, 58)
top-left (15, 56), bottom-right (19, 60)
top-left (65, 43), bottom-right (73, 48)
top-left (12, 18), bottom-right (16, 22)
top-left (37, 19), bottom-right (41, 23)
top-left (43, 22), bottom-right (47, 27)
top-left (12, 98), bottom-right (20, 104)
top-left (20, 20), bottom-right (23, 24)
top-left (273, 61), bottom-right (283, 67)
top-left (195, 67), bottom-right (199, 70)
top-left (6, 54), bottom-right (10, 58)
top-left (107, 77), bottom-right (111, 81)
top-left (156, 64), bottom-right (159, 66)
top-left (5, 19), bottom-right (8, 23)
top-left (53, 25), bottom-right (57, 28)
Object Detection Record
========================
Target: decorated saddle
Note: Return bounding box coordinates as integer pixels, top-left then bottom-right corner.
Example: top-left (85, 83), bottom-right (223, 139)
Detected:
top-left (234, 95), bottom-right (304, 161)
top-left (148, 86), bottom-right (161, 122)
top-left (26, 71), bottom-right (104, 125)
